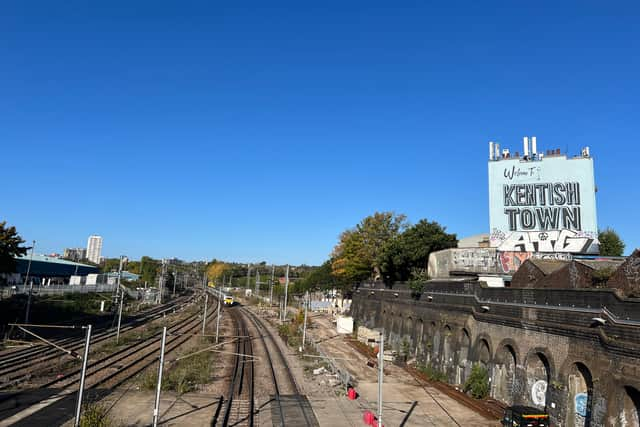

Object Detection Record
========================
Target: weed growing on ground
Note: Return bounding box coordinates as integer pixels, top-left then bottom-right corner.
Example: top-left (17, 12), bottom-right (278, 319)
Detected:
top-left (79, 402), bottom-right (118, 427)
top-left (417, 362), bottom-right (447, 382)
top-left (138, 345), bottom-right (216, 394)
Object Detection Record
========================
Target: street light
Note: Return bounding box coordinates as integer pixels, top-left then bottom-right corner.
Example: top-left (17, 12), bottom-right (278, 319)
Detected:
top-left (24, 240), bottom-right (36, 324)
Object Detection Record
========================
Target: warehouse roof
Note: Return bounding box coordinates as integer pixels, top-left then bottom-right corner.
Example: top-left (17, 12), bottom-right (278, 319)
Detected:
top-left (15, 254), bottom-right (95, 268)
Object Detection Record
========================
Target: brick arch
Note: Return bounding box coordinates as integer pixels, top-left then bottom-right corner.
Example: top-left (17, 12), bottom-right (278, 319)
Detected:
top-left (471, 333), bottom-right (493, 365)
top-left (494, 338), bottom-right (521, 366)
top-left (561, 361), bottom-right (594, 427)
top-left (458, 328), bottom-right (472, 363)
top-left (524, 346), bottom-right (556, 381)
top-left (523, 347), bottom-right (555, 409)
top-left (493, 339), bottom-right (519, 405)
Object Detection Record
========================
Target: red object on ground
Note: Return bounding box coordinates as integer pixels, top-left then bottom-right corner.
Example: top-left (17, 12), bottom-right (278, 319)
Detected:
top-left (348, 387), bottom-right (357, 400)
top-left (363, 410), bottom-right (374, 425)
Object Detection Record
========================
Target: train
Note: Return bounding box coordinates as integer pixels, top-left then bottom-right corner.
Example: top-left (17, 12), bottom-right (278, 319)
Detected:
top-left (223, 295), bottom-right (234, 306)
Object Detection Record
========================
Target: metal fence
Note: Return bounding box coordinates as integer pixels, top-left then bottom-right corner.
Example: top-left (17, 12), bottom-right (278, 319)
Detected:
top-left (1, 284), bottom-right (117, 298)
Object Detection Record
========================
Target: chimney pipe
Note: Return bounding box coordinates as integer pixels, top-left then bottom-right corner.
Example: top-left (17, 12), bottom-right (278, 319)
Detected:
top-left (531, 136), bottom-right (537, 155)
top-left (523, 137), bottom-right (530, 157)
top-left (489, 141), bottom-right (494, 160)
top-left (495, 143), bottom-right (500, 159)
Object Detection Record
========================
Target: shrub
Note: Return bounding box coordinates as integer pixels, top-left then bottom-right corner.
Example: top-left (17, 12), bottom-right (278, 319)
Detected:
top-left (463, 364), bottom-right (490, 399)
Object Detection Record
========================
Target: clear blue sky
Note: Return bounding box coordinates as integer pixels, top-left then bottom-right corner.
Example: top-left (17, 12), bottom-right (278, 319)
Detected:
top-left (2, 1), bottom-right (639, 264)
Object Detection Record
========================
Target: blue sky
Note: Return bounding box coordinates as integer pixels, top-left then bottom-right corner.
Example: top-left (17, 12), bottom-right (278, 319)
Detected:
top-left (2, 1), bottom-right (639, 264)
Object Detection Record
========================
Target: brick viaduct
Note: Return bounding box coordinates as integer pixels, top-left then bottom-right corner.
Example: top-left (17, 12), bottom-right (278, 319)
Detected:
top-left (350, 281), bottom-right (640, 427)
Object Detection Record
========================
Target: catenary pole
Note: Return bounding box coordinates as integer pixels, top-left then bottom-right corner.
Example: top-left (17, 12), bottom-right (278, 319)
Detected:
top-left (269, 264), bottom-right (275, 306)
top-left (152, 327), bottom-right (167, 427)
top-left (74, 324), bottom-right (92, 427)
top-left (202, 293), bottom-right (208, 336)
top-left (282, 265), bottom-right (289, 321)
top-left (116, 256), bottom-right (124, 343)
top-left (215, 289), bottom-right (221, 343)
top-left (302, 291), bottom-right (309, 351)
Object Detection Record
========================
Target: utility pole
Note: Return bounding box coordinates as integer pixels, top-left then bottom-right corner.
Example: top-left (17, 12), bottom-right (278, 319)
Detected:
top-left (74, 324), bottom-right (92, 427)
top-left (302, 291), bottom-right (309, 351)
top-left (246, 264), bottom-right (251, 290)
top-left (282, 264), bottom-right (289, 322)
top-left (116, 256), bottom-right (124, 344)
top-left (216, 289), bottom-right (221, 343)
top-left (255, 269), bottom-right (260, 298)
top-left (269, 265), bottom-right (275, 306)
top-left (158, 259), bottom-right (167, 304)
top-left (152, 327), bottom-right (167, 427)
top-left (172, 271), bottom-right (177, 297)
top-left (24, 240), bottom-right (36, 324)
top-left (378, 330), bottom-right (384, 427)
top-left (202, 293), bottom-right (208, 336)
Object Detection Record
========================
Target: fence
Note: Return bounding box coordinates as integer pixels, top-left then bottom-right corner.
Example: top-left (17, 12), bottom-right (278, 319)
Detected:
top-left (1, 284), bottom-right (117, 299)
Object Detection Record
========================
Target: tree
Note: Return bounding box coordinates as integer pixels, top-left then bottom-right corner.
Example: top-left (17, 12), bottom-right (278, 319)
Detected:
top-left (207, 260), bottom-right (229, 283)
top-left (101, 258), bottom-right (121, 273)
top-left (599, 228), bottom-right (625, 256)
top-left (331, 212), bottom-right (408, 283)
top-left (0, 221), bottom-right (27, 274)
top-left (139, 256), bottom-right (160, 285)
top-left (294, 260), bottom-right (346, 292)
top-left (381, 219), bottom-right (457, 283)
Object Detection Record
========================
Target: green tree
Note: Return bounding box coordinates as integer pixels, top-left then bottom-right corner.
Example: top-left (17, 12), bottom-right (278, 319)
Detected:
top-left (381, 219), bottom-right (457, 282)
top-left (0, 221), bottom-right (27, 274)
top-left (139, 256), bottom-right (160, 285)
top-left (101, 258), bottom-right (121, 273)
top-left (294, 260), bottom-right (346, 292)
top-left (331, 212), bottom-right (408, 283)
top-left (599, 228), bottom-right (625, 256)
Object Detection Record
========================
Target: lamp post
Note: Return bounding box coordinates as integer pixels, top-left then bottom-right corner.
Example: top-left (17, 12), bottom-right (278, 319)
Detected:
top-left (24, 240), bottom-right (36, 324)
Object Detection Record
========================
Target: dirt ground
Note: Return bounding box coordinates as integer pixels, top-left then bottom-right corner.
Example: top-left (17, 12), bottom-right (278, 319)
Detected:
top-left (69, 300), bottom-right (500, 426)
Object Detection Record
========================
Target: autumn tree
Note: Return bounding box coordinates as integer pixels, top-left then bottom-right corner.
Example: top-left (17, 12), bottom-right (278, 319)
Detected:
top-left (331, 212), bottom-right (407, 283)
top-left (207, 260), bottom-right (229, 284)
top-left (0, 221), bottom-right (27, 274)
top-left (599, 228), bottom-right (625, 256)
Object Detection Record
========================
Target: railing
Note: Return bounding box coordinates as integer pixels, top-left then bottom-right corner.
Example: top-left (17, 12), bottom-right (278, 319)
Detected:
top-left (1, 284), bottom-right (117, 298)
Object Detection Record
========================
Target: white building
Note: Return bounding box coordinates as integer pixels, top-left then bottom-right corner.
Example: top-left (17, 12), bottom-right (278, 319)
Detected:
top-left (86, 235), bottom-right (103, 264)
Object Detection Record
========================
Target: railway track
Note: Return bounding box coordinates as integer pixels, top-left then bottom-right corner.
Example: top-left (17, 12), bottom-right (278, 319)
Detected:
top-left (0, 294), bottom-right (196, 390)
top-left (0, 293), bottom-right (219, 426)
top-left (219, 306), bottom-right (255, 427)
top-left (216, 306), bottom-right (318, 427)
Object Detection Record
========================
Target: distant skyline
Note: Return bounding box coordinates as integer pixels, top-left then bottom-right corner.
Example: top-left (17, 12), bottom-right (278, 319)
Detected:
top-left (2, 2), bottom-right (639, 264)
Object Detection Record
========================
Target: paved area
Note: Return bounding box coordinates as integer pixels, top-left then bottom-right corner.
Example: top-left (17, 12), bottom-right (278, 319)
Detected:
top-left (304, 313), bottom-right (500, 427)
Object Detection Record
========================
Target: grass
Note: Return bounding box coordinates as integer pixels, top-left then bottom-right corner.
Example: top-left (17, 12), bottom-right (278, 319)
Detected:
top-left (416, 361), bottom-right (447, 382)
top-left (79, 402), bottom-right (119, 427)
top-left (138, 344), bottom-right (216, 394)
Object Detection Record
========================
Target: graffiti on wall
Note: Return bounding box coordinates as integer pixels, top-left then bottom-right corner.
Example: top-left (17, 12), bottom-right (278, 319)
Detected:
top-left (575, 392), bottom-right (588, 426)
top-left (497, 251), bottom-right (573, 273)
top-left (531, 380), bottom-right (547, 406)
top-left (451, 249), bottom-right (495, 272)
top-left (492, 229), bottom-right (598, 253)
